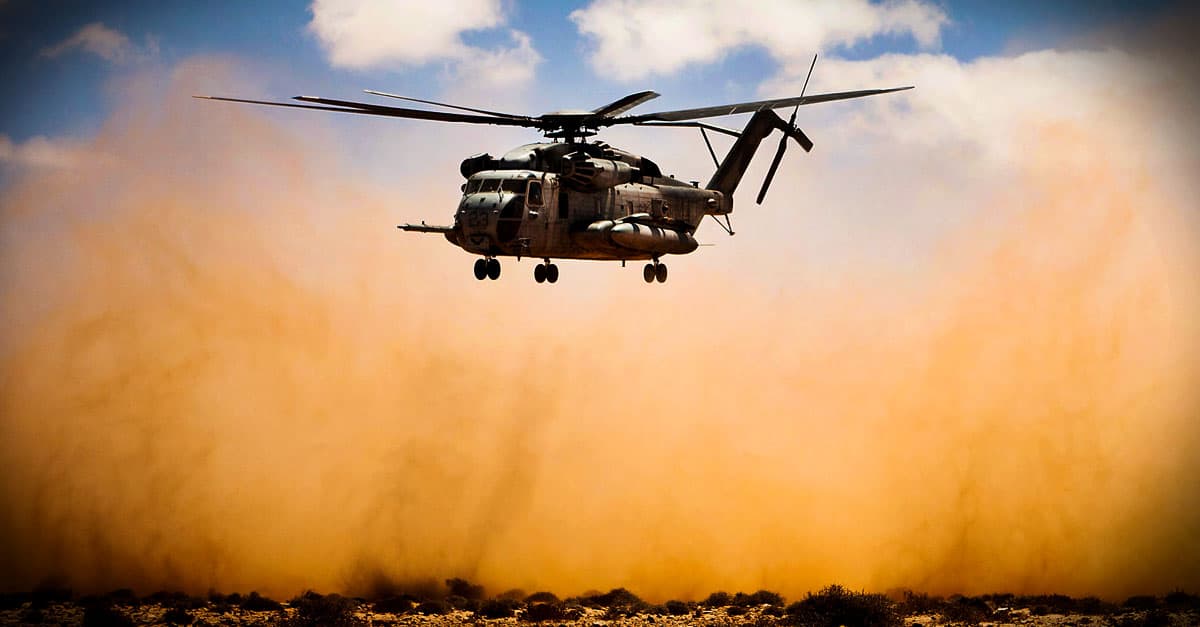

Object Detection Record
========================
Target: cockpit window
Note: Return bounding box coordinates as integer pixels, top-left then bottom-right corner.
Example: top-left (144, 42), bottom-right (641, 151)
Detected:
top-left (527, 180), bottom-right (543, 206)
top-left (500, 179), bottom-right (527, 193)
top-left (479, 179), bottom-right (500, 193)
top-left (465, 179), bottom-right (483, 194)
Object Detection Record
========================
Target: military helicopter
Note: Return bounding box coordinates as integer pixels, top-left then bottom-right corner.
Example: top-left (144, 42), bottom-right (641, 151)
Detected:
top-left (197, 56), bottom-right (909, 283)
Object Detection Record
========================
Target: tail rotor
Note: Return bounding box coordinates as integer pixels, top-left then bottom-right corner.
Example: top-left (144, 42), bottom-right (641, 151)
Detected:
top-left (756, 54), bottom-right (818, 205)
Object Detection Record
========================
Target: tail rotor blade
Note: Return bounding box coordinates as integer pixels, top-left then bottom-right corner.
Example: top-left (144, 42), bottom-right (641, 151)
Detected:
top-left (792, 126), bottom-right (814, 152)
top-left (756, 133), bottom-right (789, 205)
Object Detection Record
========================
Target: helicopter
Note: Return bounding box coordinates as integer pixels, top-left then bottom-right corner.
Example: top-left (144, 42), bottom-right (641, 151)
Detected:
top-left (197, 56), bottom-right (910, 283)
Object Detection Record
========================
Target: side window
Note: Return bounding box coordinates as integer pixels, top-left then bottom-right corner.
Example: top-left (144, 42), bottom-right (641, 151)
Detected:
top-left (527, 181), bottom-right (543, 207)
top-left (558, 191), bottom-right (569, 219)
top-left (466, 179), bottom-right (483, 194)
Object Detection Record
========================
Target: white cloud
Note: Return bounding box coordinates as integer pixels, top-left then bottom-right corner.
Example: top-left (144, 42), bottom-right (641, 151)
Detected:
top-left (308, 0), bottom-right (542, 85)
top-left (0, 134), bottom-right (85, 169)
top-left (570, 0), bottom-right (948, 81)
top-left (40, 22), bottom-right (152, 65)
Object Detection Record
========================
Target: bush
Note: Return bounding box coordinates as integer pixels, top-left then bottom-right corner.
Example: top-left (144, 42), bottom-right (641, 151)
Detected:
top-left (147, 591), bottom-right (206, 610)
top-left (372, 594), bottom-right (418, 614)
top-left (1123, 595), bottom-right (1159, 611)
top-left (1022, 594), bottom-right (1076, 614)
top-left (477, 598), bottom-right (520, 619)
top-left (735, 590), bottom-right (785, 607)
top-left (498, 589), bottom-right (527, 601)
top-left (30, 584), bottom-right (72, 609)
top-left (0, 593), bottom-right (30, 610)
top-left (162, 607), bottom-right (193, 625)
top-left (445, 595), bottom-right (481, 612)
top-left (589, 588), bottom-right (643, 608)
top-left (941, 596), bottom-right (989, 625)
top-left (896, 590), bottom-right (942, 616)
top-left (104, 589), bottom-right (138, 606)
top-left (784, 585), bottom-right (900, 627)
top-left (82, 604), bottom-right (134, 627)
top-left (241, 591), bottom-right (283, 612)
top-left (665, 600), bottom-right (691, 615)
top-left (1076, 596), bottom-right (1116, 615)
top-left (525, 591), bottom-right (560, 604)
top-left (413, 600), bottom-right (451, 615)
top-left (1165, 590), bottom-right (1199, 608)
top-left (286, 591), bottom-right (360, 626)
top-left (522, 602), bottom-right (565, 622)
top-left (446, 578), bottom-right (485, 600)
top-left (703, 591), bottom-right (732, 607)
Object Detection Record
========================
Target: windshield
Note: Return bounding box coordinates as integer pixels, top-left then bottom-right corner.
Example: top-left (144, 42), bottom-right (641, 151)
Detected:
top-left (467, 177), bottom-right (531, 195)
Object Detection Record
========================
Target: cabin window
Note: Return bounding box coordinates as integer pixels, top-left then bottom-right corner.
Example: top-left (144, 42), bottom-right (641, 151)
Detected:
top-left (479, 179), bottom-right (500, 193)
top-left (465, 179), bottom-right (483, 194)
top-left (501, 179), bottom-right (527, 193)
top-left (527, 181), bottom-right (543, 206)
top-left (558, 191), bottom-right (569, 219)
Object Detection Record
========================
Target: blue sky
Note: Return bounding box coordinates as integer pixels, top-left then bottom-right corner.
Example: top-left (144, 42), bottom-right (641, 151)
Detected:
top-left (0, 0), bottom-right (1178, 144)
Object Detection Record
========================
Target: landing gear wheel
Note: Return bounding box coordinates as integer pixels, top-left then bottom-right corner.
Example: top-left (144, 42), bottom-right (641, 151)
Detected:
top-left (655, 263), bottom-right (668, 283)
top-left (486, 258), bottom-right (501, 280)
top-left (643, 263), bottom-right (655, 283)
top-left (534, 263), bottom-right (546, 283)
top-left (546, 263), bottom-right (559, 284)
top-left (474, 258), bottom-right (488, 280)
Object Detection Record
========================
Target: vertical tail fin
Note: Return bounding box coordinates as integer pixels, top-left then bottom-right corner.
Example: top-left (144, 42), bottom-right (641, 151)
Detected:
top-left (704, 110), bottom-right (782, 199)
top-left (704, 109), bottom-right (812, 208)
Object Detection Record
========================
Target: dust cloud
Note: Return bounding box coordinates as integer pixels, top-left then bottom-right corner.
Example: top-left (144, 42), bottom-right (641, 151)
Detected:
top-left (0, 55), bottom-right (1198, 602)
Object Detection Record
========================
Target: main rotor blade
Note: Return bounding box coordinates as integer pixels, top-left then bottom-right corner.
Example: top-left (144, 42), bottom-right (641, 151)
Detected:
top-left (633, 120), bottom-right (742, 138)
top-left (615, 86), bottom-right (913, 124)
top-left (196, 95), bottom-right (537, 127)
top-left (291, 96), bottom-right (540, 126)
top-left (591, 90), bottom-right (660, 117)
top-left (363, 89), bottom-right (530, 120)
top-left (756, 134), bottom-right (789, 205)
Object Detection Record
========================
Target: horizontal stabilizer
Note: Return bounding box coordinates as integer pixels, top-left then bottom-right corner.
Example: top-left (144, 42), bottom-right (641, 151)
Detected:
top-left (398, 223), bottom-right (454, 234)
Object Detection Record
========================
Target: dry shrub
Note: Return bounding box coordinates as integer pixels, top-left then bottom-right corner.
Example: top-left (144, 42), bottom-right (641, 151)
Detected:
top-left (522, 601), bottom-right (566, 622)
top-left (162, 606), bottom-right (193, 625)
top-left (703, 591), bottom-right (732, 607)
top-left (413, 599), bottom-right (451, 615)
top-left (240, 591), bottom-right (283, 611)
top-left (445, 578), bottom-right (485, 600)
top-left (477, 598), bottom-right (520, 618)
top-left (784, 585), bottom-right (900, 627)
top-left (286, 591), bottom-right (361, 626)
top-left (525, 591), bottom-right (560, 603)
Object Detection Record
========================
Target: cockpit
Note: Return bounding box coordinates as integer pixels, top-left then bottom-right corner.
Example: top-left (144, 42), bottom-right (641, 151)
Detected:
top-left (465, 178), bottom-right (529, 195)
top-left (463, 174), bottom-right (544, 207)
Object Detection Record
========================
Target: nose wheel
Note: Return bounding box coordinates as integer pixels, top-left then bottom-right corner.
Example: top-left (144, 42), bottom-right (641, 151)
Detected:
top-left (474, 257), bottom-right (501, 280)
top-left (534, 260), bottom-right (559, 284)
top-left (643, 260), bottom-right (668, 283)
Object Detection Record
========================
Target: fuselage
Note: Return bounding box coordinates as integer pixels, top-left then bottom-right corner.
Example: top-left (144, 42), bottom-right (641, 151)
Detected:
top-left (443, 142), bottom-right (728, 261)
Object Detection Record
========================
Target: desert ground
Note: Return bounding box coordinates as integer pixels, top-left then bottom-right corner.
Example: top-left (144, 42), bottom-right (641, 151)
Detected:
top-left (2, 585), bottom-right (1197, 627)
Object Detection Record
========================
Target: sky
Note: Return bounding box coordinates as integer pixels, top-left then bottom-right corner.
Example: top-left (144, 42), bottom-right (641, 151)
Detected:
top-left (1, 0), bottom-right (1199, 601)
